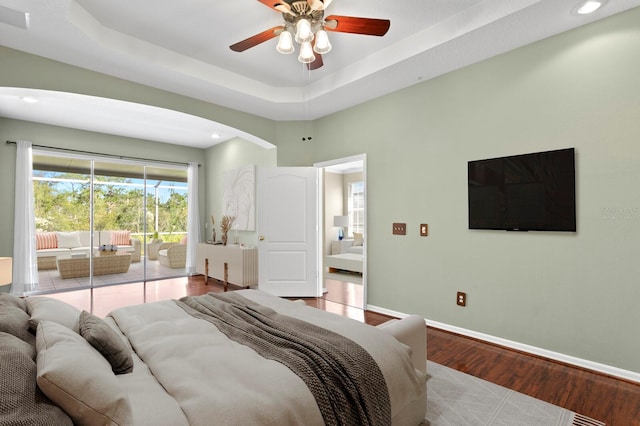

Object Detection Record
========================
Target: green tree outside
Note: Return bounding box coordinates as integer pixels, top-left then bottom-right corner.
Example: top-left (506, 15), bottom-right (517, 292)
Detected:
top-left (33, 171), bottom-right (188, 244)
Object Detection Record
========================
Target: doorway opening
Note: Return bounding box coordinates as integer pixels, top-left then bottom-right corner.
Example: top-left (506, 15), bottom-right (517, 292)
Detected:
top-left (315, 155), bottom-right (366, 310)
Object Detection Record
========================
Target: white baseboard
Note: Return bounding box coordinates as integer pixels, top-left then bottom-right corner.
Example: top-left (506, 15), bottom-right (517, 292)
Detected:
top-left (367, 304), bottom-right (640, 384)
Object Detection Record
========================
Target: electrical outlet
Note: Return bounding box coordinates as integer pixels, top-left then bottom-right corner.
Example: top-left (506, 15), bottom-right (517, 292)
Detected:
top-left (457, 292), bottom-right (467, 307)
top-left (392, 223), bottom-right (406, 235)
top-left (420, 224), bottom-right (428, 236)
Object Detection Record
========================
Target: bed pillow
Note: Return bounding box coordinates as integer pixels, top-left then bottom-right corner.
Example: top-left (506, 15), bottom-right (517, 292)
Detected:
top-left (79, 310), bottom-right (133, 374)
top-left (27, 297), bottom-right (81, 333)
top-left (0, 292), bottom-right (30, 312)
top-left (0, 305), bottom-right (35, 346)
top-left (56, 231), bottom-right (82, 249)
top-left (0, 332), bottom-right (73, 425)
top-left (110, 230), bottom-right (131, 245)
top-left (36, 321), bottom-right (133, 426)
top-left (36, 232), bottom-right (58, 250)
top-left (353, 232), bottom-right (364, 246)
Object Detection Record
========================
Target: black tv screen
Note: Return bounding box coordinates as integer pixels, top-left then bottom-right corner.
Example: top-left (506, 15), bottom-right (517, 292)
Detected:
top-left (468, 148), bottom-right (576, 232)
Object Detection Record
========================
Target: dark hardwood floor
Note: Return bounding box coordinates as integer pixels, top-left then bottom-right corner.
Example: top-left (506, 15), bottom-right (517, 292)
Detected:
top-left (46, 276), bottom-right (640, 425)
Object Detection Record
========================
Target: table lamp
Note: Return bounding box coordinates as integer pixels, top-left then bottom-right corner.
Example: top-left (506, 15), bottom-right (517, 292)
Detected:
top-left (333, 216), bottom-right (349, 240)
top-left (0, 257), bottom-right (12, 291)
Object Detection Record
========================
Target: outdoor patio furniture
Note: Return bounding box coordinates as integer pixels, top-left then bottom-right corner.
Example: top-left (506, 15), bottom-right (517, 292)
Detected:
top-left (36, 231), bottom-right (141, 270)
top-left (56, 254), bottom-right (132, 279)
top-left (146, 241), bottom-right (163, 260)
top-left (157, 243), bottom-right (186, 269)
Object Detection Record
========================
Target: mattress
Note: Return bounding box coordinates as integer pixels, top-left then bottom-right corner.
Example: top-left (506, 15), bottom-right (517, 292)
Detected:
top-left (325, 253), bottom-right (363, 273)
top-left (347, 245), bottom-right (364, 254)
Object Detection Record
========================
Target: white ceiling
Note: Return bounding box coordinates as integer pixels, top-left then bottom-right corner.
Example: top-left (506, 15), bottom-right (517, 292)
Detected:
top-left (1, 0), bottom-right (639, 148)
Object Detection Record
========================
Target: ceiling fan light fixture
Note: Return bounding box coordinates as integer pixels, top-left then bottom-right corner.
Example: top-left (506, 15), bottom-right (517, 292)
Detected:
top-left (295, 18), bottom-right (314, 44)
top-left (298, 41), bottom-right (316, 63)
top-left (276, 30), bottom-right (295, 54)
top-left (313, 29), bottom-right (331, 54)
top-left (275, 2), bottom-right (292, 14)
top-left (308, 0), bottom-right (332, 11)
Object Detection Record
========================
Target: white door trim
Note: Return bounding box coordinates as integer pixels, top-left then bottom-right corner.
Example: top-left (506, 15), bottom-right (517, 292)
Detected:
top-left (314, 154), bottom-right (367, 306)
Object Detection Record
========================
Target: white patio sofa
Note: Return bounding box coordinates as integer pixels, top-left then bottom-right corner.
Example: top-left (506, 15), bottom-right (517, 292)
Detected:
top-left (36, 231), bottom-right (141, 270)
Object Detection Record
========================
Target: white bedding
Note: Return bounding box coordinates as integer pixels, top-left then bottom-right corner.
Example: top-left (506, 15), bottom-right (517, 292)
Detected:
top-left (347, 245), bottom-right (364, 254)
top-left (107, 290), bottom-right (427, 425)
top-left (325, 253), bottom-right (363, 274)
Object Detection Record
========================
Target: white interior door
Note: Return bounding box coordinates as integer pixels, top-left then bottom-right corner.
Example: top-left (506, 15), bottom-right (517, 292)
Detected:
top-left (256, 167), bottom-right (319, 297)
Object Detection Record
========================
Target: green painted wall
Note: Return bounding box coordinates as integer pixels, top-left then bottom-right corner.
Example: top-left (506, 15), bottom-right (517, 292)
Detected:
top-left (0, 45), bottom-right (277, 146)
top-left (274, 121), bottom-right (315, 166)
top-left (204, 138), bottom-right (277, 246)
top-left (1, 7), bottom-right (639, 373)
top-left (311, 9), bottom-right (640, 372)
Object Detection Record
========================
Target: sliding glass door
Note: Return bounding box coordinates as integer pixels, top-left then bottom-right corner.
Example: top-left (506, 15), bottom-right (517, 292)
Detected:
top-left (91, 160), bottom-right (145, 287)
top-left (143, 165), bottom-right (189, 281)
top-left (32, 151), bottom-right (188, 294)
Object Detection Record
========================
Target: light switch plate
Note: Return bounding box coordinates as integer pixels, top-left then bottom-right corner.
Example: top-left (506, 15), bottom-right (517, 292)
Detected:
top-left (392, 223), bottom-right (406, 235)
top-left (420, 224), bottom-right (428, 236)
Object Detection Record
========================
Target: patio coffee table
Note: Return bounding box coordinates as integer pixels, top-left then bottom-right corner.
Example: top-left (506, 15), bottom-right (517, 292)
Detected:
top-left (57, 254), bottom-right (132, 279)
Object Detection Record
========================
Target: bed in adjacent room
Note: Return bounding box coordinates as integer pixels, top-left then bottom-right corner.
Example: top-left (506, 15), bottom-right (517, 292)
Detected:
top-left (326, 233), bottom-right (365, 276)
top-left (325, 252), bottom-right (363, 274)
top-left (1, 289), bottom-right (427, 425)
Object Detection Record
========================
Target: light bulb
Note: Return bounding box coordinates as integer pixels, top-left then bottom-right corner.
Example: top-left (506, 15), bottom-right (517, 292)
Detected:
top-left (308, 0), bottom-right (332, 11)
top-left (295, 18), bottom-right (313, 44)
top-left (313, 29), bottom-right (331, 54)
top-left (276, 31), bottom-right (294, 54)
top-left (298, 42), bottom-right (316, 64)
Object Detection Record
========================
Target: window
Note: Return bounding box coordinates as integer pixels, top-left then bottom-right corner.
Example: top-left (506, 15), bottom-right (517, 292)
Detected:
top-left (347, 181), bottom-right (364, 237)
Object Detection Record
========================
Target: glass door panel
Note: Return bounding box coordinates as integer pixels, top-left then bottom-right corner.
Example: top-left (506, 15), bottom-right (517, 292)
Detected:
top-left (33, 154), bottom-right (92, 292)
top-left (144, 165), bottom-right (189, 280)
top-left (92, 160), bottom-right (145, 287)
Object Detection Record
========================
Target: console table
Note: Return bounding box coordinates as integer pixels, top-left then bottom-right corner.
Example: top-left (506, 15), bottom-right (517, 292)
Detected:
top-left (195, 243), bottom-right (258, 291)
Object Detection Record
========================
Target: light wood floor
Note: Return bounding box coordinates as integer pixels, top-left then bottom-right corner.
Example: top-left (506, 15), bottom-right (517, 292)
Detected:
top-left (46, 276), bottom-right (640, 425)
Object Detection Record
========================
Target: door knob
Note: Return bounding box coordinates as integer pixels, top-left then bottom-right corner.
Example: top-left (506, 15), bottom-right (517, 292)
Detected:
top-left (258, 235), bottom-right (265, 241)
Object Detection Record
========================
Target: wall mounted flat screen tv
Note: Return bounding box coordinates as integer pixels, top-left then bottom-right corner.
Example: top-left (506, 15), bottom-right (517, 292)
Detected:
top-left (468, 148), bottom-right (576, 232)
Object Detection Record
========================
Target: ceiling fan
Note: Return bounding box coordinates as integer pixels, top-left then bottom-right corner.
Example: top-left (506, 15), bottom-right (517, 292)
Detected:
top-left (229, 0), bottom-right (391, 70)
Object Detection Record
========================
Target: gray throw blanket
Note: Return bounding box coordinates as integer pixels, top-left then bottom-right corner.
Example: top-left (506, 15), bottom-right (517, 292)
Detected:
top-left (176, 292), bottom-right (391, 426)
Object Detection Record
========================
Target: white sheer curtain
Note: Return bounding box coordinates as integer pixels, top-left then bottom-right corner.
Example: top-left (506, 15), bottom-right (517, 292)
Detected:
top-left (185, 162), bottom-right (201, 274)
top-left (13, 141), bottom-right (38, 294)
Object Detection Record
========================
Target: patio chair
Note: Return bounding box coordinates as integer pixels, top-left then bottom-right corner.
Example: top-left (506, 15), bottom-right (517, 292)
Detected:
top-left (157, 242), bottom-right (187, 268)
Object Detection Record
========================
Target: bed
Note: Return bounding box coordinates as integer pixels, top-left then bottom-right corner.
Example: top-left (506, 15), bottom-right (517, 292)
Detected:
top-left (325, 253), bottom-right (363, 274)
top-left (1, 290), bottom-right (427, 425)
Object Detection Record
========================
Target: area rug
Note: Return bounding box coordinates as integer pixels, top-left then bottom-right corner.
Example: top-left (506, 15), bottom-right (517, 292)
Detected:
top-left (425, 361), bottom-right (605, 425)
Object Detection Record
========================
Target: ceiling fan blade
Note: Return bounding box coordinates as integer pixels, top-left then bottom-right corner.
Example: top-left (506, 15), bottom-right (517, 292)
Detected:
top-left (257, 0), bottom-right (281, 11)
top-left (307, 54), bottom-right (323, 70)
top-left (258, 0), bottom-right (293, 14)
top-left (229, 26), bottom-right (284, 52)
top-left (324, 15), bottom-right (390, 36)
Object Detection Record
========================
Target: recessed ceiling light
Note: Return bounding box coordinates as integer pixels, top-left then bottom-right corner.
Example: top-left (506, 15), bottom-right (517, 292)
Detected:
top-left (211, 133), bottom-right (221, 139)
top-left (573, 0), bottom-right (606, 15)
top-left (20, 96), bottom-right (39, 103)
